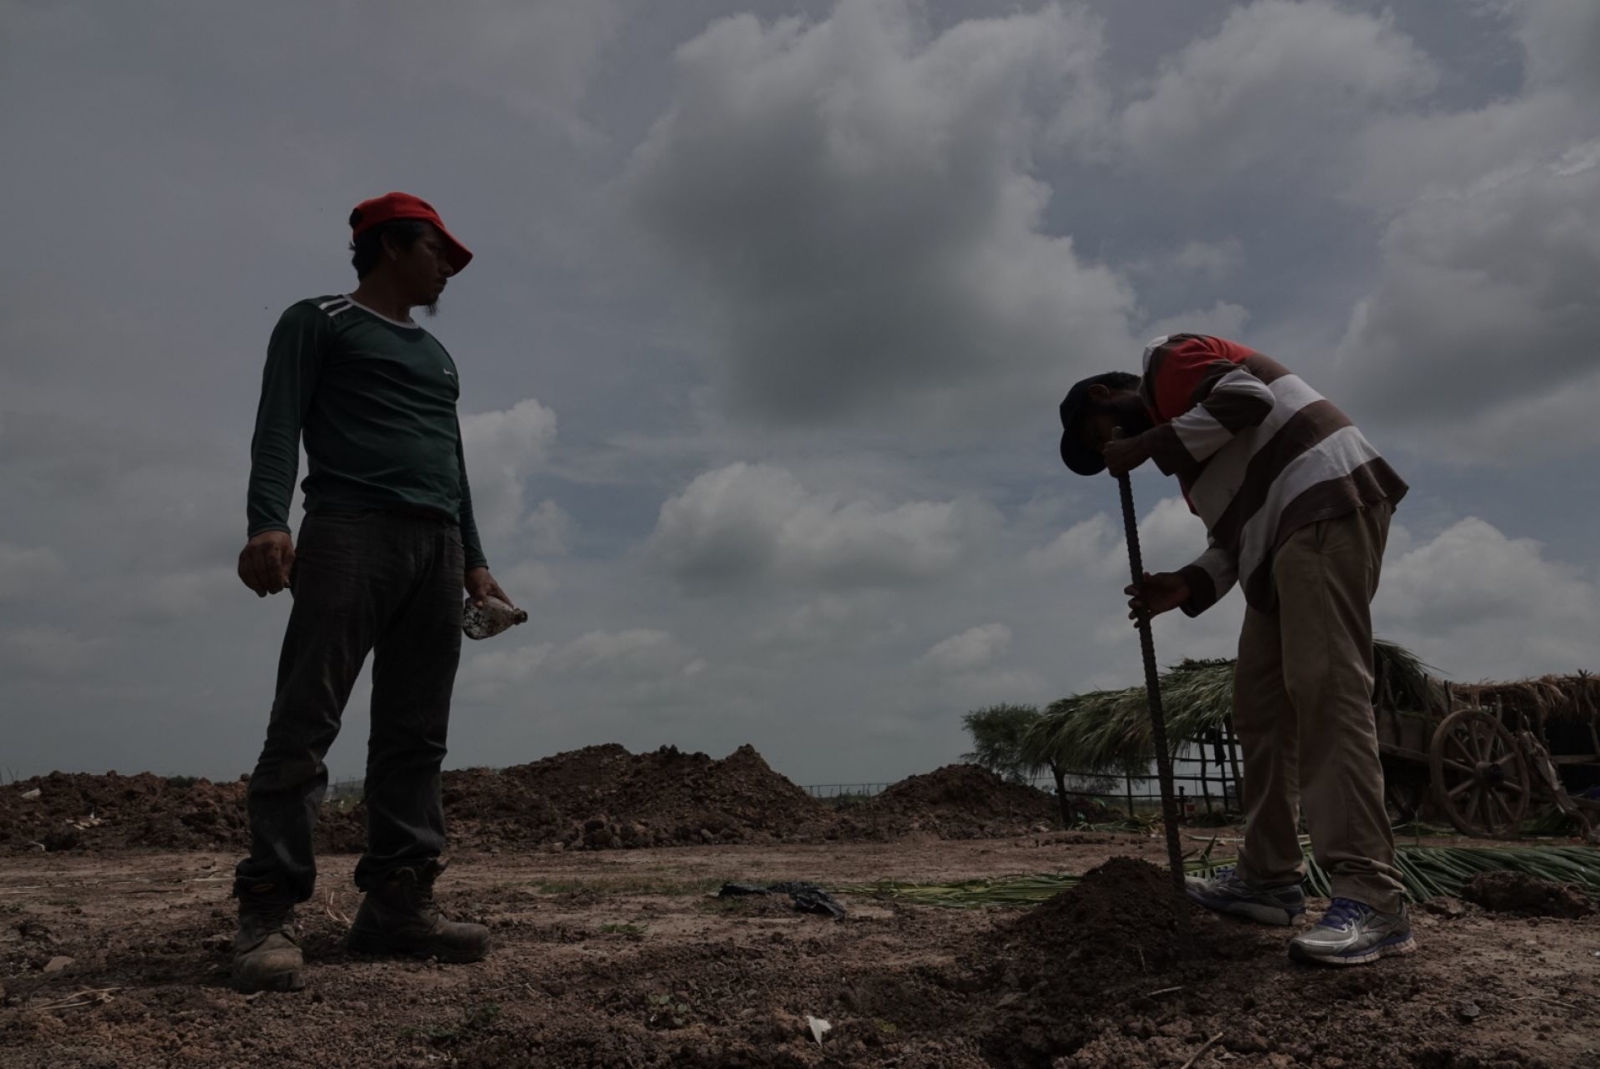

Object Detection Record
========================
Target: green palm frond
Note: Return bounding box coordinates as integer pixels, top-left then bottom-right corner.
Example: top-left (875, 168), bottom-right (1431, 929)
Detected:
top-left (841, 844), bottom-right (1600, 909)
top-left (1024, 640), bottom-right (1435, 773)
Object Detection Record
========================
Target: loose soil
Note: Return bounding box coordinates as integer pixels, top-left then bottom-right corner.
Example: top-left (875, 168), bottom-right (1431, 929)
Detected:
top-left (1463, 871), bottom-right (1596, 919)
top-left (2, 837), bottom-right (1595, 1068)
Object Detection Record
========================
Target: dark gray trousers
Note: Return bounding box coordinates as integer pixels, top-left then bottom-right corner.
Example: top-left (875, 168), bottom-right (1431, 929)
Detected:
top-left (234, 509), bottom-right (464, 903)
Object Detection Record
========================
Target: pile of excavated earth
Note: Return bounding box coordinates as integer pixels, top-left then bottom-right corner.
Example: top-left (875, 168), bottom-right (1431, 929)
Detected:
top-left (833, 762), bottom-right (1107, 840)
top-left (0, 747), bottom-right (1079, 855)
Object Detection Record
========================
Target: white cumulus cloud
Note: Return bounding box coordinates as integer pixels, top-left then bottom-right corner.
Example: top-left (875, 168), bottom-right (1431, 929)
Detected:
top-left (1118, 0), bottom-right (1436, 183)
top-left (648, 462), bottom-right (1001, 593)
top-left (462, 398), bottom-right (560, 544)
top-left (1375, 517), bottom-right (1600, 678)
top-left (920, 622), bottom-right (1012, 672)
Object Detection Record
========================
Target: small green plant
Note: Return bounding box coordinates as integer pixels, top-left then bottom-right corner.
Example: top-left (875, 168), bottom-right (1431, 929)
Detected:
top-left (646, 992), bottom-right (693, 1029)
top-left (601, 922), bottom-right (646, 939)
top-left (165, 775), bottom-right (200, 790)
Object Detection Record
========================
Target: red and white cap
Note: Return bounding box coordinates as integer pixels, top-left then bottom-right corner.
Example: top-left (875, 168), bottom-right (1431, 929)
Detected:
top-left (348, 191), bottom-right (473, 273)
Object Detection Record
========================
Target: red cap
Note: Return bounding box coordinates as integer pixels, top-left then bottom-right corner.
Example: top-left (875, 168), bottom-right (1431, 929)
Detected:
top-left (348, 191), bottom-right (473, 273)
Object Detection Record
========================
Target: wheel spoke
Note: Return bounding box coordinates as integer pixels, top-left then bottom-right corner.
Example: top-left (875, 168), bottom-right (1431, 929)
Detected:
top-left (1442, 759), bottom-right (1477, 777)
top-left (1468, 720), bottom-right (1487, 762)
top-left (1485, 790), bottom-right (1505, 831)
top-left (1491, 790), bottom-right (1517, 828)
top-left (1484, 729), bottom-right (1509, 761)
top-left (1449, 778), bottom-right (1477, 799)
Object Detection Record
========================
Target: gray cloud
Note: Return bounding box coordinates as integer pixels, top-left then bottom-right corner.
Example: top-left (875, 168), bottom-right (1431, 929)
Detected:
top-left (622, 0), bottom-right (1135, 432)
top-left (0, 544), bottom-right (68, 603)
top-left (0, 626), bottom-right (102, 680)
top-left (1336, 140), bottom-right (1600, 452)
top-left (1502, 0), bottom-right (1600, 96)
top-left (2, 0), bottom-right (1598, 789)
top-left (1328, 0), bottom-right (1600, 458)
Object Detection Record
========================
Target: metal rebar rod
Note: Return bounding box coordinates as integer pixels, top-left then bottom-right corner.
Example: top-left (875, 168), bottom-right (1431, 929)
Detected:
top-left (1114, 460), bottom-right (1187, 899)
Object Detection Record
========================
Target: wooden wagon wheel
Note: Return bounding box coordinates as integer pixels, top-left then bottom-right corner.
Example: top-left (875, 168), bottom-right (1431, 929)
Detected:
top-left (1429, 709), bottom-right (1531, 836)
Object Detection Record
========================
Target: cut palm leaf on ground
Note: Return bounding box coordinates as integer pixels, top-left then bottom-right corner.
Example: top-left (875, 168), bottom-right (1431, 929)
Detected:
top-left (841, 843), bottom-right (1600, 909)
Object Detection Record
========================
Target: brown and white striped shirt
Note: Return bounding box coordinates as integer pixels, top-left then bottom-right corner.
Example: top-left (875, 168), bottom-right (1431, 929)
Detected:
top-left (1137, 334), bottom-right (1407, 614)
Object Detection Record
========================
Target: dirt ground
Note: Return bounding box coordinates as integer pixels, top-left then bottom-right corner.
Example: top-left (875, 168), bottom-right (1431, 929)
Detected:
top-left (2, 833), bottom-right (1597, 1069)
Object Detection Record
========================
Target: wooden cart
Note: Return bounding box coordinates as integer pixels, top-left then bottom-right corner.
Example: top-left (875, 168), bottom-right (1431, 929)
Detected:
top-left (1376, 681), bottom-right (1600, 840)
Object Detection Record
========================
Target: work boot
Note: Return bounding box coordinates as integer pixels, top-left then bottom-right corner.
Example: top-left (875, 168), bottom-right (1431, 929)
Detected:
top-left (1185, 867), bottom-right (1306, 926)
top-left (231, 887), bottom-right (305, 993)
top-left (1289, 897), bottom-right (1416, 966)
top-left (346, 860), bottom-right (490, 963)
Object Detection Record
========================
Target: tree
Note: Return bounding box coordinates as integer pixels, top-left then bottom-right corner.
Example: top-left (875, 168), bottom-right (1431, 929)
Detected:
top-left (962, 704), bottom-right (1039, 783)
top-left (962, 704), bottom-right (1075, 828)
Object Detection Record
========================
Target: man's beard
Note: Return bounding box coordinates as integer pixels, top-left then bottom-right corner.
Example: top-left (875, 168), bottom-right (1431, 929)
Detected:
top-left (424, 300), bottom-right (439, 318)
top-left (1106, 394), bottom-right (1154, 437)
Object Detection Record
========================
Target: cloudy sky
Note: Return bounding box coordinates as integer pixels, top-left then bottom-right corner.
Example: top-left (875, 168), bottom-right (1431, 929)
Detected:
top-left (3, 0), bottom-right (1598, 787)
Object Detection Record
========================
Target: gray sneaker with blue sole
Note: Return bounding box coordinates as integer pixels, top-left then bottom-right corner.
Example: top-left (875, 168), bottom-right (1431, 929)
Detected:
top-left (1185, 868), bottom-right (1307, 926)
top-left (1288, 897), bottom-right (1416, 966)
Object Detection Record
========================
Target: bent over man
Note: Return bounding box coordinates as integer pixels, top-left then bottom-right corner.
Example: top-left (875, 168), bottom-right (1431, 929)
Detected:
top-left (1058, 333), bottom-right (1413, 966)
top-left (232, 192), bottom-right (515, 992)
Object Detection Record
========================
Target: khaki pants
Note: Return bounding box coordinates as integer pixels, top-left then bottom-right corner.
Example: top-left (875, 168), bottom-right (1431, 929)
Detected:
top-left (1233, 502), bottom-right (1405, 914)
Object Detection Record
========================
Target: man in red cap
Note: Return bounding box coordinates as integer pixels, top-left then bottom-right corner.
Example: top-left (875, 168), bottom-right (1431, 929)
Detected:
top-left (231, 193), bottom-right (512, 992)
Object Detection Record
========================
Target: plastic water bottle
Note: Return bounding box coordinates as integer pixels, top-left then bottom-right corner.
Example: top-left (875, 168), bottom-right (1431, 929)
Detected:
top-left (462, 596), bottom-right (528, 640)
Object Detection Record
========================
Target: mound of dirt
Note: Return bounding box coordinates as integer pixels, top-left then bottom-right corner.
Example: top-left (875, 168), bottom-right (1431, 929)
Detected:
top-left (837, 763), bottom-right (1075, 839)
top-left (971, 857), bottom-right (1261, 1067)
top-left (0, 772), bottom-right (365, 856)
top-left (1011, 856), bottom-right (1194, 967)
top-left (5, 751), bottom-right (1123, 857)
top-left (493, 743), bottom-right (637, 821)
top-left (1462, 870), bottom-right (1595, 918)
top-left (448, 743), bottom-right (835, 850)
top-left (0, 773), bottom-right (252, 853)
top-left (603, 744), bottom-right (833, 844)
top-left (439, 766), bottom-right (570, 850)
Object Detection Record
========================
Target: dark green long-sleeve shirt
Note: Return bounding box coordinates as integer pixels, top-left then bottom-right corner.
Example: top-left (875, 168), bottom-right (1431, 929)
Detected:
top-left (246, 294), bottom-right (488, 571)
